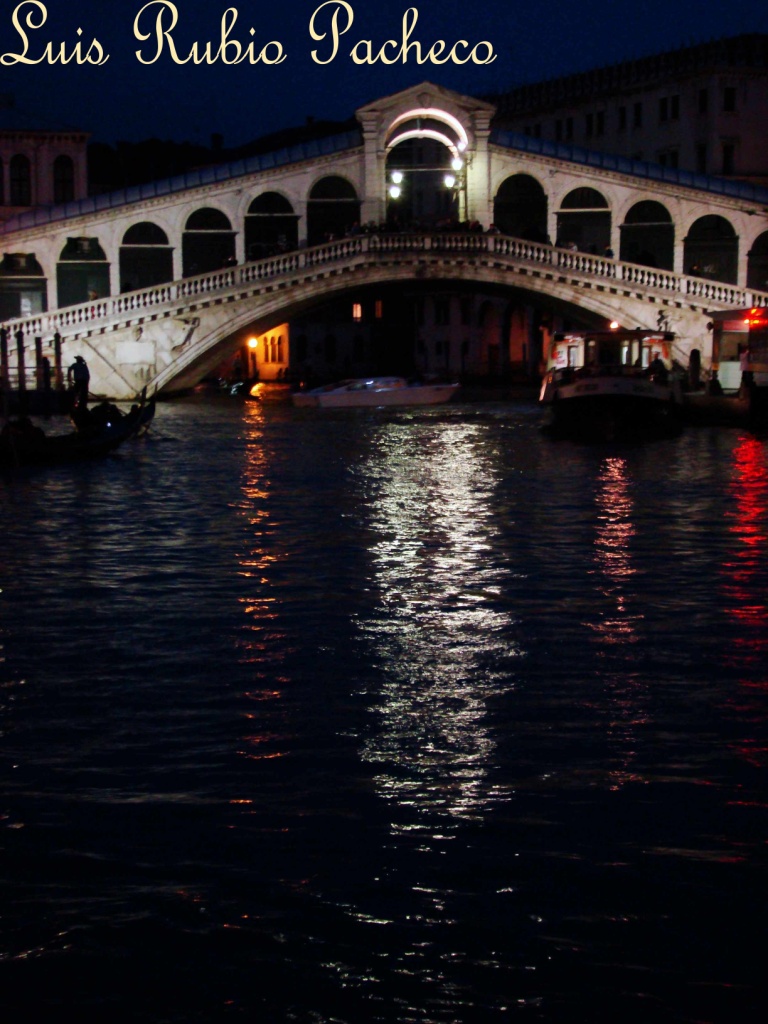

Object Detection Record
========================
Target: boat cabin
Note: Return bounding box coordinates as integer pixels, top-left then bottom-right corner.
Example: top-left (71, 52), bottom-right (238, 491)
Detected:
top-left (707, 306), bottom-right (768, 386)
top-left (547, 329), bottom-right (675, 375)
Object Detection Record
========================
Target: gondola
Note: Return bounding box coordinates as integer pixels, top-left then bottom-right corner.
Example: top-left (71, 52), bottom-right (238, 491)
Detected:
top-left (0, 391), bottom-right (155, 469)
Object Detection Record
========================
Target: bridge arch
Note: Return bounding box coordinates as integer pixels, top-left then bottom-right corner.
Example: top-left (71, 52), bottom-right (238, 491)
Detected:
top-left (556, 186), bottom-right (611, 253)
top-left (747, 230), bottom-right (768, 290)
top-left (245, 191), bottom-right (299, 259)
top-left (57, 236), bottom-right (110, 307)
top-left (0, 252), bottom-right (45, 319)
top-left (619, 199), bottom-right (674, 269)
top-left (683, 214), bottom-right (738, 283)
top-left (119, 222), bottom-right (173, 292)
top-left (182, 207), bottom-right (236, 277)
top-left (493, 174), bottom-right (549, 242)
top-left (306, 175), bottom-right (361, 244)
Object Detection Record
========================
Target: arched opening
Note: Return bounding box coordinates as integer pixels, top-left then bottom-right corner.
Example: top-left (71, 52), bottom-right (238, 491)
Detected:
top-left (119, 222), bottom-right (173, 292)
top-left (245, 192), bottom-right (299, 260)
top-left (493, 174), bottom-right (549, 241)
top-left (56, 237), bottom-right (109, 308)
top-left (10, 154), bottom-right (31, 206)
top-left (556, 187), bottom-right (611, 254)
top-left (619, 200), bottom-right (674, 269)
top-left (386, 138), bottom-right (459, 229)
top-left (747, 231), bottom-right (768, 292)
top-left (0, 252), bottom-right (46, 319)
top-left (53, 155), bottom-right (75, 204)
top-left (684, 215), bottom-right (738, 283)
top-left (306, 177), bottom-right (360, 246)
top-left (182, 208), bottom-right (236, 276)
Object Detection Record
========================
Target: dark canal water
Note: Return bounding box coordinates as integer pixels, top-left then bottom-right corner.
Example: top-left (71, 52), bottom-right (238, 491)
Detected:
top-left (1, 393), bottom-right (766, 1023)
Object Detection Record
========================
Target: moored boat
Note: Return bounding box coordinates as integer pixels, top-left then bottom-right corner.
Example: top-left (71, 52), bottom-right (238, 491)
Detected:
top-left (539, 328), bottom-right (683, 440)
top-left (293, 376), bottom-right (460, 408)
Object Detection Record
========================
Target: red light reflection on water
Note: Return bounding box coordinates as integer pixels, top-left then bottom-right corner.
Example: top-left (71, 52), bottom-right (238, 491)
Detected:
top-left (721, 436), bottom-right (768, 662)
top-left (720, 436), bottom-right (768, 767)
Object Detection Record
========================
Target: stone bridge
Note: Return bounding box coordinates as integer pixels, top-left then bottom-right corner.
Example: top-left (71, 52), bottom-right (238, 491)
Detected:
top-left (4, 231), bottom-right (764, 399)
top-left (2, 81), bottom-right (768, 398)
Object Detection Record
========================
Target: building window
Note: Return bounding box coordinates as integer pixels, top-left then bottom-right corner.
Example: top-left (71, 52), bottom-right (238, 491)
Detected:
top-left (723, 86), bottom-right (737, 112)
top-left (9, 154), bottom-right (31, 206)
top-left (565, 117), bottom-right (573, 141)
top-left (633, 102), bottom-right (643, 128)
top-left (434, 298), bottom-right (450, 325)
top-left (375, 299), bottom-right (383, 319)
top-left (618, 106), bottom-right (627, 131)
top-left (696, 143), bottom-right (707, 173)
top-left (352, 302), bottom-right (362, 321)
top-left (585, 113), bottom-right (593, 138)
top-left (596, 111), bottom-right (605, 136)
top-left (534, 123), bottom-right (541, 138)
top-left (659, 97), bottom-right (668, 122)
top-left (555, 119), bottom-right (562, 141)
top-left (670, 95), bottom-right (680, 119)
top-left (722, 143), bottom-right (735, 175)
top-left (53, 155), bottom-right (75, 203)
top-left (698, 88), bottom-right (708, 114)
top-left (659, 149), bottom-right (679, 169)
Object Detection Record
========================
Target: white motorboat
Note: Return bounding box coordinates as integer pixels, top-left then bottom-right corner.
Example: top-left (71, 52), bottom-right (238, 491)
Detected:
top-left (539, 329), bottom-right (684, 439)
top-left (292, 377), bottom-right (460, 408)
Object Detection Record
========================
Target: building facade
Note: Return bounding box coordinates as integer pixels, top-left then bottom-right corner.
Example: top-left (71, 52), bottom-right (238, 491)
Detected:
top-left (489, 34), bottom-right (768, 183)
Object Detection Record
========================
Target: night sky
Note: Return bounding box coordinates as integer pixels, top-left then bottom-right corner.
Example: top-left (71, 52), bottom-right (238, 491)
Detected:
top-left (2, 0), bottom-right (767, 146)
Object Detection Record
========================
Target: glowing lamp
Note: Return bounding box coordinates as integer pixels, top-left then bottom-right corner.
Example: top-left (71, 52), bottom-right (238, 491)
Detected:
top-left (609, 321), bottom-right (620, 330)
top-left (451, 157), bottom-right (463, 171)
top-left (247, 337), bottom-right (258, 349)
top-left (390, 170), bottom-right (404, 184)
top-left (444, 174), bottom-right (456, 188)
top-left (389, 185), bottom-right (401, 199)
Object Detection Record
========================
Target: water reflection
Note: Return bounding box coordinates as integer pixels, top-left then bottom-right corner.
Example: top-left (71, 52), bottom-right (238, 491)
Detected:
top-left (354, 420), bottom-right (521, 822)
top-left (590, 457), bottom-right (641, 645)
top-left (721, 436), bottom-right (768, 717)
top-left (587, 457), bottom-right (649, 788)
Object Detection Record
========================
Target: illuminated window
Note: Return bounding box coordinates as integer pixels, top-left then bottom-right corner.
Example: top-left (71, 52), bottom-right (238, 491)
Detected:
top-left (375, 299), bottom-right (383, 319)
top-left (352, 302), bottom-right (362, 321)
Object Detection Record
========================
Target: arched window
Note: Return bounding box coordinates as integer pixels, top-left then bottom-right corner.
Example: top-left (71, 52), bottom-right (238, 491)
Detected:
top-left (747, 231), bottom-right (768, 292)
top-left (10, 154), bottom-right (31, 206)
top-left (182, 208), bottom-right (235, 276)
top-left (493, 174), bottom-right (549, 241)
top-left (120, 222), bottom-right (173, 292)
top-left (245, 192), bottom-right (298, 259)
top-left (53, 155), bottom-right (75, 203)
top-left (619, 200), bottom-right (674, 269)
top-left (684, 215), bottom-right (738, 284)
top-left (56, 237), bottom-right (110, 308)
top-left (307, 177), bottom-right (360, 246)
top-left (557, 187), bottom-right (610, 253)
top-left (0, 252), bottom-right (46, 320)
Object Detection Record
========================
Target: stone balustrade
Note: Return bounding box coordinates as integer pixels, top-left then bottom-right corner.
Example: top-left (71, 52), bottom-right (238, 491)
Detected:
top-left (1, 232), bottom-right (763, 392)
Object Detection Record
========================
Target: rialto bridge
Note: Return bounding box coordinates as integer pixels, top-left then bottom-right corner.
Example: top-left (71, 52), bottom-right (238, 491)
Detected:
top-left (2, 81), bottom-right (768, 400)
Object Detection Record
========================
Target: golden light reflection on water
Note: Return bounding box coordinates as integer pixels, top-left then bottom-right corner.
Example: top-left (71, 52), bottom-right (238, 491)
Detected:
top-left (589, 457), bottom-right (641, 646)
top-left (234, 402), bottom-right (288, 761)
top-left (354, 421), bottom-right (521, 822)
top-left (587, 457), bottom-right (649, 789)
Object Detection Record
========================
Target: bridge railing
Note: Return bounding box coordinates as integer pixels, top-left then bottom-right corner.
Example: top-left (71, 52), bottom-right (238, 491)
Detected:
top-left (1, 232), bottom-right (765, 390)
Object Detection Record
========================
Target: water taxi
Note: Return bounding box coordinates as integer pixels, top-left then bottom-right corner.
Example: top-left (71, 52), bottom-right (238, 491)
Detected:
top-left (539, 328), bottom-right (683, 439)
top-left (292, 376), bottom-right (460, 408)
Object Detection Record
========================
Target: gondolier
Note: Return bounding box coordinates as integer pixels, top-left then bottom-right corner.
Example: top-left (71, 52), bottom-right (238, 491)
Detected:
top-left (67, 355), bottom-right (90, 411)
